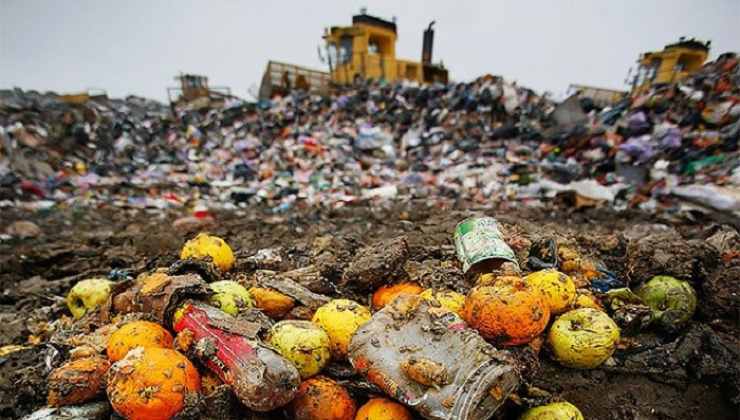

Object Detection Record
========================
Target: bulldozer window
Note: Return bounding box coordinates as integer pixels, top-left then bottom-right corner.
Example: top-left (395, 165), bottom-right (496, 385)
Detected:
top-left (368, 34), bottom-right (391, 56)
top-left (339, 36), bottom-right (353, 64)
top-left (649, 58), bottom-right (661, 81)
top-left (677, 54), bottom-right (703, 72)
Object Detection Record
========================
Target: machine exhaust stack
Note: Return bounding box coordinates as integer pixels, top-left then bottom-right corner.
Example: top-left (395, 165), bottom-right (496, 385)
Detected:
top-left (422, 21), bottom-right (435, 65)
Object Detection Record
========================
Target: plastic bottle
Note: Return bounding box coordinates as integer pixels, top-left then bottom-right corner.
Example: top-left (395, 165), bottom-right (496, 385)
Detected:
top-left (349, 294), bottom-right (520, 420)
top-left (172, 301), bottom-right (300, 411)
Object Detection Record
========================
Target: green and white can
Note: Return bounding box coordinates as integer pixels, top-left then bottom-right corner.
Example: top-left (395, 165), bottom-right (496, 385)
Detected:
top-left (454, 217), bottom-right (519, 274)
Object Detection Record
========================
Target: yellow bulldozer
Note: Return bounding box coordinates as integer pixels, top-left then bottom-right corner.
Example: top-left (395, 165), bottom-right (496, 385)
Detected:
top-left (259, 12), bottom-right (448, 99)
top-left (167, 73), bottom-right (234, 109)
top-left (630, 37), bottom-right (710, 95)
top-left (568, 38), bottom-right (711, 107)
top-left (322, 13), bottom-right (448, 85)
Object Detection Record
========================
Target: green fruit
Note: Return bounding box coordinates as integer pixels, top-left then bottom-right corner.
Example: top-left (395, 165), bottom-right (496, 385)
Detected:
top-left (636, 275), bottom-right (697, 331)
top-left (267, 320), bottom-right (331, 378)
top-left (520, 401), bottom-right (584, 420)
top-left (548, 308), bottom-right (620, 369)
top-left (66, 278), bottom-right (113, 319)
top-left (208, 280), bottom-right (253, 316)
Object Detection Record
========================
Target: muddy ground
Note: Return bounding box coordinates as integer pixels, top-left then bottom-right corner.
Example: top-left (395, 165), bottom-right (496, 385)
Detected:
top-left (1, 200), bottom-right (738, 419)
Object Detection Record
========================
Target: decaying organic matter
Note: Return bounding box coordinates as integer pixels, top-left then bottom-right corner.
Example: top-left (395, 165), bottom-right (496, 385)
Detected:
top-left (2, 204), bottom-right (740, 419)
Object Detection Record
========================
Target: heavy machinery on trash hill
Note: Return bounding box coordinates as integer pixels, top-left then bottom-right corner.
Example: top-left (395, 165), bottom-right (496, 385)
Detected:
top-left (568, 38), bottom-right (711, 107)
top-left (259, 12), bottom-right (448, 100)
top-left (631, 38), bottom-right (711, 95)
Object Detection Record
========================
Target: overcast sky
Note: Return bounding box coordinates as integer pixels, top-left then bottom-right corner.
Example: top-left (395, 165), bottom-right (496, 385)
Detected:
top-left (2, 0), bottom-right (738, 101)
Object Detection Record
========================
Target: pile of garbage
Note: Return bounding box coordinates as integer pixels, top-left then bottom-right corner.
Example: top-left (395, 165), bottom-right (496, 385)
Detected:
top-left (2, 53), bottom-right (739, 217)
top-left (7, 213), bottom-right (736, 420)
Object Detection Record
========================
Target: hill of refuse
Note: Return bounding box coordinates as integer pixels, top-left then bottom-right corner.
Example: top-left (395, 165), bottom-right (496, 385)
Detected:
top-left (1, 53), bottom-right (738, 217)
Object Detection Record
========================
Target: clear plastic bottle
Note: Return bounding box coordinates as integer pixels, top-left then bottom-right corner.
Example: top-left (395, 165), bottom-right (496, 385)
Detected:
top-left (349, 294), bottom-right (520, 420)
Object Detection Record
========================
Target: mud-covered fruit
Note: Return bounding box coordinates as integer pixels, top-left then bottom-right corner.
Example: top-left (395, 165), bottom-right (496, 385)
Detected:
top-left (520, 401), bottom-right (584, 420)
top-left (525, 269), bottom-right (576, 314)
top-left (107, 347), bottom-right (200, 420)
top-left (249, 286), bottom-right (295, 319)
top-left (312, 299), bottom-right (371, 359)
top-left (180, 233), bottom-right (235, 272)
top-left (267, 320), bottom-right (331, 378)
top-left (66, 278), bottom-right (113, 319)
top-left (355, 397), bottom-right (413, 420)
top-left (635, 275), bottom-right (697, 331)
top-left (463, 277), bottom-right (550, 346)
top-left (549, 308), bottom-right (620, 369)
top-left (573, 291), bottom-right (603, 311)
top-left (47, 356), bottom-right (110, 407)
top-left (419, 288), bottom-right (466, 315)
top-left (208, 280), bottom-right (253, 316)
top-left (289, 376), bottom-right (356, 420)
top-left (371, 282), bottom-right (423, 310)
top-left (107, 320), bottom-right (174, 362)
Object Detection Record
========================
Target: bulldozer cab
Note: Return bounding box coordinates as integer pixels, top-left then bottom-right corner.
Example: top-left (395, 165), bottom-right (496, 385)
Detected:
top-left (322, 13), bottom-right (448, 85)
top-left (167, 73), bottom-right (233, 108)
top-left (631, 38), bottom-right (710, 95)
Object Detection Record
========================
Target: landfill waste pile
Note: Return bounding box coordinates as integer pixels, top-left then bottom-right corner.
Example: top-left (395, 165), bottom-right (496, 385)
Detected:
top-left (0, 52), bottom-right (739, 420)
top-left (1, 52), bottom-right (739, 219)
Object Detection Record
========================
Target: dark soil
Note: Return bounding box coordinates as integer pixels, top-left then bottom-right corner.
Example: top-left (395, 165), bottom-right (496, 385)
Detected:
top-left (1, 201), bottom-right (738, 419)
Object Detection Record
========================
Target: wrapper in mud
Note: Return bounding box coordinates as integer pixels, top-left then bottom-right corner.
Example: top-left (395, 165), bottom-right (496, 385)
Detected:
top-left (454, 217), bottom-right (518, 274)
top-left (21, 401), bottom-right (110, 420)
top-left (172, 302), bottom-right (300, 411)
top-left (105, 273), bottom-right (210, 324)
top-left (349, 294), bottom-right (520, 420)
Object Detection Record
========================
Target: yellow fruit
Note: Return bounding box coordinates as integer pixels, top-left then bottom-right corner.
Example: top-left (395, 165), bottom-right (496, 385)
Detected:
top-left (249, 287), bottom-right (295, 319)
top-left (208, 280), bottom-right (253, 316)
top-left (66, 278), bottom-right (113, 319)
top-left (573, 291), bottom-right (603, 311)
top-left (267, 320), bottom-right (331, 378)
top-left (180, 233), bottom-right (235, 272)
top-left (475, 274), bottom-right (521, 287)
top-left (419, 289), bottom-right (465, 315)
top-left (549, 308), bottom-right (620, 369)
top-left (525, 269), bottom-right (576, 314)
top-left (312, 299), bottom-right (371, 359)
top-left (355, 397), bottom-right (413, 420)
top-left (520, 401), bottom-right (584, 420)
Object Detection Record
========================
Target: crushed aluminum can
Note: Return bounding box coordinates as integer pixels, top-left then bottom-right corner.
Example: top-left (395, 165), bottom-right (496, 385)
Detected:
top-left (454, 217), bottom-right (519, 274)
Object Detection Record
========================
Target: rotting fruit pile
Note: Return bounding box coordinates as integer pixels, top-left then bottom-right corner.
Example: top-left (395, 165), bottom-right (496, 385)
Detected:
top-left (1, 205), bottom-right (738, 420)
